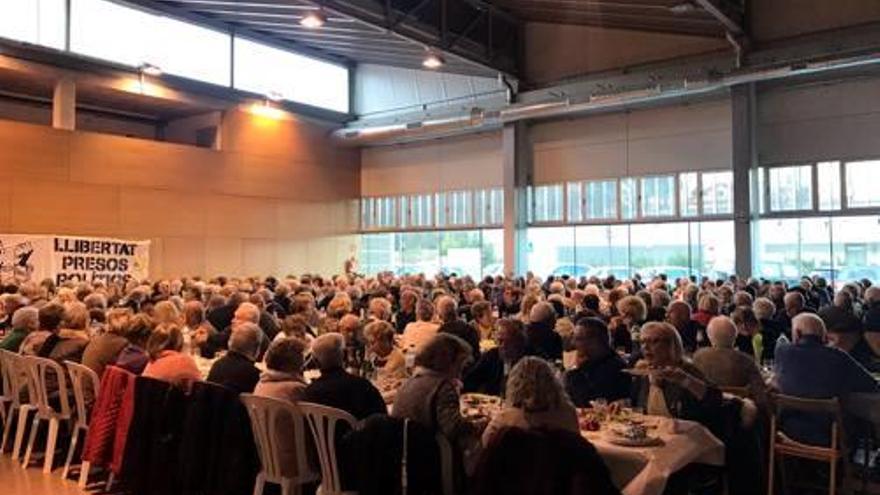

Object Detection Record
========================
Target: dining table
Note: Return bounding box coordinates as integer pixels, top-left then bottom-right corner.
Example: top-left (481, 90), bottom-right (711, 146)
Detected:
top-left (458, 394), bottom-right (725, 495)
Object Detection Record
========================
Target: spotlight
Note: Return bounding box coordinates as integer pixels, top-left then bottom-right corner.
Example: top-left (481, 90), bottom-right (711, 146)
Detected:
top-left (422, 52), bottom-right (445, 69)
top-left (138, 62), bottom-right (162, 76)
top-left (300, 10), bottom-right (327, 28)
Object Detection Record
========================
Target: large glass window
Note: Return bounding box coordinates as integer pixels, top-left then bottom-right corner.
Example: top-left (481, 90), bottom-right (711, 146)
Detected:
top-left (359, 229), bottom-right (502, 277)
top-left (690, 221), bottom-right (735, 278)
top-left (526, 227), bottom-right (576, 276)
top-left (437, 190), bottom-right (473, 227)
top-left (575, 225), bottom-right (629, 278)
top-left (585, 180), bottom-right (617, 220)
top-left (679, 173), bottom-right (699, 217)
top-left (768, 165), bottom-right (812, 212)
top-left (845, 160), bottom-right (880, 208)
top-left (620, 178), bottom-right (638, 220)
top-left (474, 188), bottom-right (503, 226)
top-left (701, 171), bottom-right (733, 215)
top-left (401, 194), bottom-right (433, 229)
top-left (532, 184), bottom-right (564, 223)
top-left (0, 0), bottom-right (65, 49)
top-left (817, 161), bottom-right (841, 211)
top-left (71, 0), bottom-right (231, 86)
top-left (234, 36), bottom-right (349, 113)
top-left (640, 176), bottom-right (676, 218)
top-left (566, 182), bottom-right (583, 222)
top-left (755, 218), bottom-right (831, 282)
top-left (630, 223), bottom-right (690, 277)
top-left (830, 216), bottom-right (880, 285)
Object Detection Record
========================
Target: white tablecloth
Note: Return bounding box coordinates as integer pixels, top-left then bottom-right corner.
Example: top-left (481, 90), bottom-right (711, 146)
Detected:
top-left (582, 417), bottom-right (725, 495)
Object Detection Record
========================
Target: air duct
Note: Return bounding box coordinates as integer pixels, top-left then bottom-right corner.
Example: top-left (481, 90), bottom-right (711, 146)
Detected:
top-left (334, 52), bottom-right (880, 146)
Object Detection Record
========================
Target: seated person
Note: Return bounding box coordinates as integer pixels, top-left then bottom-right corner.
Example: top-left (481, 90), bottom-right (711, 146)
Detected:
top-left (631, 322), bottom-right (723, 426)
top-left (821, 291), bottom-right (878, 371)
top-left (0, 306), bottom-right (38, 352)
top-left (864, 286), bottom-right (880, 358)
top-left (392, 333), bottom-right (484, 452)
top-left (774, 313), bottom-right (879, 446)
top-left (254, 337), bottom-right (308, 403)
top-left (483, 357), bottom-right (578, 446)
top-left (143, 323), bottom-right (201, 389)
top-left (437, 296), bottom-right (481, 364)
top-left (401, 299), bottom-right (439, 354)
top-left (526, 302), bottom-right (563, 362)
top-left (470, 427), bottom-right (619, 495)
top-left (666, 301), bottom-right (705, 354)
top-left (693, 316), bottom-right (768, 407)
top-left (363, 320), bottom-right (406, 380)
top-left (207, 322), bottom-right (262, 395)
top-left (563, 317), bottom-right (631, 407)
top-left (82, 307), bottom-right (131, 377)
top-left (464, 318), bottom-right (529, 396)
top-left (471, 301), bottom-right (495, 341)
top-left (302, 333), bottom-right (386, 420)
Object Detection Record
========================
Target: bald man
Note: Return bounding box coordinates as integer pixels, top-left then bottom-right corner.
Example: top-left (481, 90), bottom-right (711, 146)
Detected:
top-left (693, 317), bottom-right (768, 407)
top-left (774, 313), bottom-right (878, 446)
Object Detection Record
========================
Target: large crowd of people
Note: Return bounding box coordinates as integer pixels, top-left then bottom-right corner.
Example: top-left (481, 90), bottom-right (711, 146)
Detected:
top-left (0, 270), bottom-right (878, 494)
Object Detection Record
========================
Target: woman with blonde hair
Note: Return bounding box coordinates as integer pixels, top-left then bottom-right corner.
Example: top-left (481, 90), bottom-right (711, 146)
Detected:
top-left (152, 300), bottom-right (181, 325)
top-left (518, 293), bottom-right (540, 325)
top-left (82, 307), bottom-right (132, 377)
top-left (609, 295), bottom-right (647, 354)
top-left (482, 356), bottom-right (578, 446)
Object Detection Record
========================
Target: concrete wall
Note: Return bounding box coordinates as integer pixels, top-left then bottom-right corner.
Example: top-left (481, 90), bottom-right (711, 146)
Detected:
top-left (757, 76), bottom-right (880, 164)
top-left (360, 131), bottom-right (504, 196)
top-left (749, 0), bottom-right (880, 42)
top-left (0, 108), bottom-right (360, 278)
top-left (531, 99), bottom-right (732, 183)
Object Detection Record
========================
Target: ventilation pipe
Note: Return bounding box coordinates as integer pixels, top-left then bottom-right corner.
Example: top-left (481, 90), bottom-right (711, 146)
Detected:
top-left (334, 52), bottom-right (880, 146)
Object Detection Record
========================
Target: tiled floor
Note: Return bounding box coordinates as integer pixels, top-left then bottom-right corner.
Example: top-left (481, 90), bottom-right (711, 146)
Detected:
top-left (0, 456), bottom-right (89, 495)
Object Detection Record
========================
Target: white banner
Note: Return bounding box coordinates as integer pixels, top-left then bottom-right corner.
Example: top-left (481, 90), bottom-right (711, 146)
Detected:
top-left (0, 234), bottom-right (150, 285)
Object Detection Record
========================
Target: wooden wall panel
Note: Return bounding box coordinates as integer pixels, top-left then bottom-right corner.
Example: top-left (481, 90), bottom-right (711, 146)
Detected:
top-left (10, 179), bottom-right (120, 236)
top-left (0, 104), bottom-right (360, 278)
top-left (0, 120), bottom-right (69, 182)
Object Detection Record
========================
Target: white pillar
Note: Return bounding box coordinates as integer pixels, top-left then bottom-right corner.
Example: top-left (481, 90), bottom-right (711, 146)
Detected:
top-left (52, 77), bottom-right (76, 130)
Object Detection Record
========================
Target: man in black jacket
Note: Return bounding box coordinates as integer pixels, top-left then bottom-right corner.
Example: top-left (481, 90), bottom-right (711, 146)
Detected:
top-left (564, 317), bottom-right (631, 406)
top-left (302, 332), bottom-right (386, 420)
top-left (436, 296), bottom-right (481, 364)
top-left (207, 322), bottom-right (261, 395)
top-left (525, 301), bottom-right (563, 362)
top-left (464, 318), bottom-right (529, 396)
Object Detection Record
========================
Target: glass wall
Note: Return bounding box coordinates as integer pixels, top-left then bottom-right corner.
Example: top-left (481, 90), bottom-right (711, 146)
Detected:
top-left (0, 0), bottom-right (65, 50)
top-left (525, 221), bottom-right (734, 279)
top-left (2, 0), bottom-right (350, 112)
top-left (360, 230), bottom-right (503, 277)
top-left (754, 161), bottom-right (880, 286)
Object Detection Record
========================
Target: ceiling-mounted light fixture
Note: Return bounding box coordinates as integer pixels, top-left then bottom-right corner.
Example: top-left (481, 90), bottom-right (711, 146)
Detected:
top-left (422, 52), bottom-right (445, 69)
top-left (300, 10), bottom-right (327, 28)
top-left (668, 1), bottom-right (696, 14)
top-left (138, 62), bottom-right (162, 76)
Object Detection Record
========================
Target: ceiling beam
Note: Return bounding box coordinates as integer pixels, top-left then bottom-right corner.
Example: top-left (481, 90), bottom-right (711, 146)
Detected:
top-left (692, 0), bottom-right (744, 36)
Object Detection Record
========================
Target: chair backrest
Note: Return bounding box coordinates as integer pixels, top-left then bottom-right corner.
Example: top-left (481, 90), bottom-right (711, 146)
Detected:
top-left (241, 394), bottom-right (315, 483)
top-left (435, 433), bottom-right (455, 495)
top-left (65, 361), bottom-right (100, 427)
top-left (298, 402), bottom-right (358, 494)
top-left (771, 393), bottom-right (844, 450)
top-left (23, 356), bottom-right (71, 418)
top-left (0, 349), bottom-right (31, 406)
top-left (0, 350), bottom-right (13, 400)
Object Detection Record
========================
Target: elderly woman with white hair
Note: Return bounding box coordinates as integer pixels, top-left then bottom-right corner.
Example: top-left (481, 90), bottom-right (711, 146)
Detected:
top-left (631, 322), bottom-right (723, 425)
top-left (482, 356), bottom-right (578, 446)
top-left (693, 316), bottom-right (768, 407)
top-left (773, 312), bottom-right (879, 446)
top-left (0, 306), bottom-right (39, 351)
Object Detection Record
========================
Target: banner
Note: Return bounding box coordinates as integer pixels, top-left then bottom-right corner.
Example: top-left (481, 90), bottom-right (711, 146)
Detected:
top-left (0, 234), bottom-right (150, 285)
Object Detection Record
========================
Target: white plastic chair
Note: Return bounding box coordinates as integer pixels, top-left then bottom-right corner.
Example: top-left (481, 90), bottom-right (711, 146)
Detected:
top-left (0, 349), bottom-right (13, 439)
top-left (63, 361), bottom-right (100, 486)
top-left (21, 356), bottom-right (72, 473)
top-left (241, 394), bottom-right (320, 495)
top-left (0, 349), bottom-right (36, 460)
top-left (298, 402), bottom-right (359, 495)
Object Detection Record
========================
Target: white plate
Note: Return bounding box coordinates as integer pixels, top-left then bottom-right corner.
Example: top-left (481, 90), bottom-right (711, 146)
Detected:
top-left (602, 431), bottom-right (663, 447)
